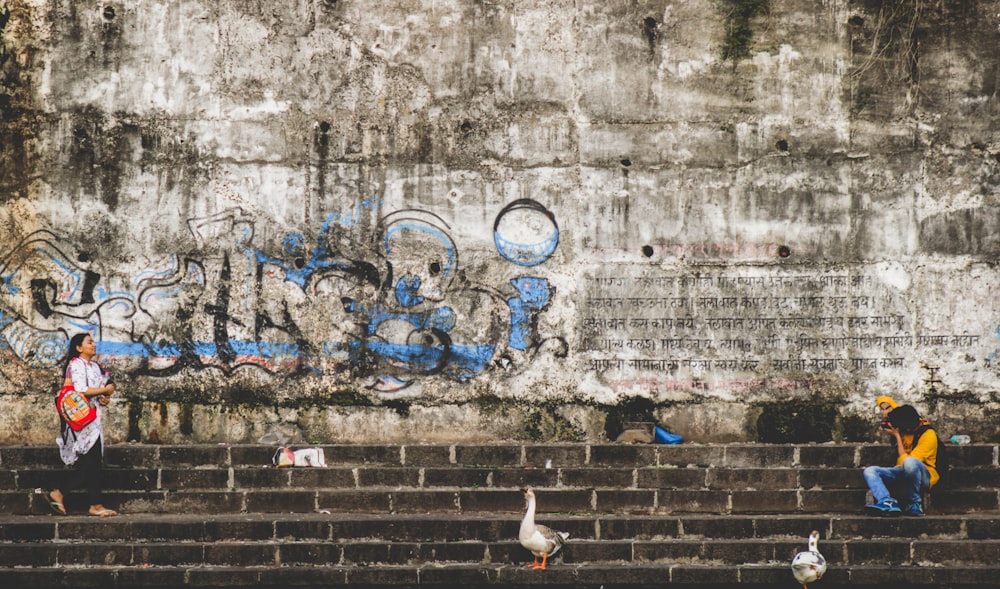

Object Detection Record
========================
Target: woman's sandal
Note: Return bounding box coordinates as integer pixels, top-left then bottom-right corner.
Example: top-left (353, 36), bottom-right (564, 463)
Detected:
top-left (46, 493), bottom-right (66, 515)
top-left (90, 508), bottom-right (118, 517)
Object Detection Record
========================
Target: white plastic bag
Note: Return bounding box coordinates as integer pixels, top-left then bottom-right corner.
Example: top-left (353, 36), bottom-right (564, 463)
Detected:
top-left (293, 447), bottom-right (326, 467)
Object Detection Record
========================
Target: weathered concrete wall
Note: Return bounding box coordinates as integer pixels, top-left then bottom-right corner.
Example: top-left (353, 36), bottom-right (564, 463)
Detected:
top-left (2, 0), bottom-right (999, 444)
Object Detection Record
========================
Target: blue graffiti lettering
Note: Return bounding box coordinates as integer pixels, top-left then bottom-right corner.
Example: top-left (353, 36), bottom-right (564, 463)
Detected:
top-left (395, 275), bottom-right (424, 307)
top-left (506, 277), bottom-right (552, 350)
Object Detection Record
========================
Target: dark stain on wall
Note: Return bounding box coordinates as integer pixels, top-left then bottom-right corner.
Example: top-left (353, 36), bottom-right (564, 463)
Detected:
top-left (919, 207), bottom-right (1000, 256)
top-left (64, 107), bottom-right (135, 211)
top-left (180, 403), bottom-right (194, 436)
top-left (127, 398), bottom-right (143, 443)
top-left (641, 16), bottom-right (660, 57)
top-left (0, 2), bottom-right (41, 205)
top-left (313, 121), bottom-right (331, 204)
top-left (97, 1), bottom-right (122, 69)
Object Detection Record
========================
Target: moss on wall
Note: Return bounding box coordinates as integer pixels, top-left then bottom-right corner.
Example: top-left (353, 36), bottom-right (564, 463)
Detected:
top-left (518, 408), bottom-right (588, 442)
top-left (716, 0), bottom-right (770, 62)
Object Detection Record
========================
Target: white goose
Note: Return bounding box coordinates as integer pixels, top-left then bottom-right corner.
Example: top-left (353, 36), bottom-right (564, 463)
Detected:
top-left (790, 530), bottom-right (827, 589)
top-left (518, 487), bottom-right (569, 569)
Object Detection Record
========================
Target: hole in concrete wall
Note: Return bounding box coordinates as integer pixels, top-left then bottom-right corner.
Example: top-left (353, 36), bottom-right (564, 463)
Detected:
top-left (777, 245), bottom-right (791, 258)
top-left (429, 261), bottom-right (441, 276)
top-left (460, 121), bottom-right (473, 134)
top-left (641, 245), bottom-right (654, 257)
top-left (842, 413), bottom-right (873, 442)
top-left (775, 139), bottom-right (789, 152)
top-left (620, 158), bottom-right (632, 167)
top-left (848, 15), bottom-right (864, 26)
top-left (293, 258), bottom-right (306, 269)
top-left (319, 121), bottom-right (331, 133)
top-left (383, 399), bottom-right (411, 417)
top-left (103, 6), bottom-right (115, 20)
top-left (604, 396), bottom-right (656, 441)
top-left (755, 401), bottom-right (837, 443)
top-left (78, 252), bottom-right (91, 262)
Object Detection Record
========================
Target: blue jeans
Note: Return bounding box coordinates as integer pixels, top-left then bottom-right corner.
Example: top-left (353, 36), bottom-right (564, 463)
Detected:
top-left (863, 457), bottom-right (929, 506)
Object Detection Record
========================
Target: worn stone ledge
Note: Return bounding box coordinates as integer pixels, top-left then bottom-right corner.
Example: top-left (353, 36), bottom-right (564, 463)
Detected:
top-left (1, 563), bottom-right (999, 588)
top-left (1, 443), bottom-right (997, 470)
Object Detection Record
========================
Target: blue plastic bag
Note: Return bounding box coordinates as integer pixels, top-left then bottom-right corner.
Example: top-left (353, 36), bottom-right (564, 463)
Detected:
top-left (654, 426), bottom-right (683, 444)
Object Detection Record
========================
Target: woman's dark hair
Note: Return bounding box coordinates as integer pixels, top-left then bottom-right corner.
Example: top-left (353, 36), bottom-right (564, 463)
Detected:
top-left (888, 405), bottom-right (921, 432)
top-left (63, 332), bottom-right (90, 374)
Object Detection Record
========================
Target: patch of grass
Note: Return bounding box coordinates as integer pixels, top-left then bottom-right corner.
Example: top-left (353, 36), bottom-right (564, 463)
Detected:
top-left (520, 409), bottom-right (586, 443)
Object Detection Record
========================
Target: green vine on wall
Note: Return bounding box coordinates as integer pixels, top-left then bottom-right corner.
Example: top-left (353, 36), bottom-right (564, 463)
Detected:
top-left (716, 0), bottom-right (770, 62)
top-left (0, 4), bottom-right (11, 69)
top-left (849, 0), bottom-right (946, 112)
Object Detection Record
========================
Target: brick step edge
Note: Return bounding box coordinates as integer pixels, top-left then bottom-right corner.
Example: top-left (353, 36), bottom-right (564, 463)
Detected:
top-left (0, 563), bottom-right (998, 587)
top-left (2, 513), bottom-right (1000, 542)
top-left (3, 443), bottom-right (999, 470)
top-left (9, 489), bottom-right (999, 517)
top-left (3, 538), bottom-right (1000, 568)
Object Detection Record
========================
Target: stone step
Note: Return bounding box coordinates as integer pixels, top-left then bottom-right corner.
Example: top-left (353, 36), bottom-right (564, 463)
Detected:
top-left (0, 562), bottom-right (999, 588)
top-left (7, 464), bottom-right (1000, 492)
top-left (5, 536), bottom-right (1000, 567)
top-left (2, 443), bottom-right (997, 588)
top-left (6, 483), bottom-right (999, 516)
top-left (3, 508), bottom-right (999, 587)
top-left (3, 442), bottom-right (997, 470)
top-left (2, 513), bottom-right (999, 543)
top-left (4, 443), bottom-right (999, 516)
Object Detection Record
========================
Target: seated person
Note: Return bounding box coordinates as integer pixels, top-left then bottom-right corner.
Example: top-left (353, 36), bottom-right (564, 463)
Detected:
top-left (862, 404), bottom-right (939, 517)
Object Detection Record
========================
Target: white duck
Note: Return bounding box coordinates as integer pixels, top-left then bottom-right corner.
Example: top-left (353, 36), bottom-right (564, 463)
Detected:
top-left (518, 487), bottom-right (569, 569)
top-left (790, 530), bottom-right (827, 589)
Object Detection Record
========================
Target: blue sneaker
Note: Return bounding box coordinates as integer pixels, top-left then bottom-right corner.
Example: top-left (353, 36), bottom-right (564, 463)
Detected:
top-left (865, 498), bottom-right (902, 517)
top-left (904, 502), bottom-right (925, 517)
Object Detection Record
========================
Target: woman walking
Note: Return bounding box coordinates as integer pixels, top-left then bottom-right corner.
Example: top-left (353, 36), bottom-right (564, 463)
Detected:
top-left (46, 333), bottom-right (118, 517)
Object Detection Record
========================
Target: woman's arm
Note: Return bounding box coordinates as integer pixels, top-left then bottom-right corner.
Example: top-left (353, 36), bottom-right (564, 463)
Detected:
top-left (68, 359), bottom-right (115, 398)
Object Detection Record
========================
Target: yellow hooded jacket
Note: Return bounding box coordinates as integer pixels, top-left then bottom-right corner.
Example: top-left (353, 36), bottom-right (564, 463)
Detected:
top-left (877, 396), bottom-right (939, 487)
top-left (900, 427), bottom-right (940, 488)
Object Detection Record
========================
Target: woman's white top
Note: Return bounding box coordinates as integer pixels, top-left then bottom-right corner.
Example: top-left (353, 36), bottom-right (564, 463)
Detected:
top-left (57, 357), bottom-right (105, 465)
